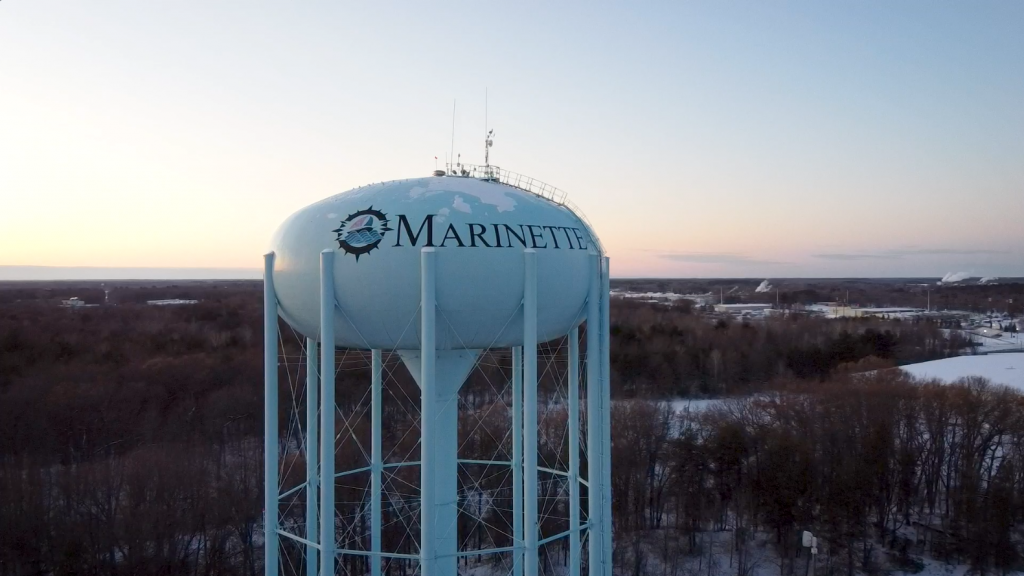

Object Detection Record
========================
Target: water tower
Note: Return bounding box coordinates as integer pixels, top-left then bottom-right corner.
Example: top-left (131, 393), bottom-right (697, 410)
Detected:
top-left (263, 165), bottom-right (611, 576)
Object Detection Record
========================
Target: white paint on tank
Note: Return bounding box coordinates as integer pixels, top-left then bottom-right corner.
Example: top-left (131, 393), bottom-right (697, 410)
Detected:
top-left (452, 196), bottom-right (472, 213)
top-left (270, 176), bottom-right (599, 350)
top-left (409, 177), bottom-right (518, 212)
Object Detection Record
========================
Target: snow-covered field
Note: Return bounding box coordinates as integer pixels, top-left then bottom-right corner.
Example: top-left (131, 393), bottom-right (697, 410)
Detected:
top-left (900, 353), bottom-right (1024, 390)
top-left (971, 334), bottom-right (1024, 353)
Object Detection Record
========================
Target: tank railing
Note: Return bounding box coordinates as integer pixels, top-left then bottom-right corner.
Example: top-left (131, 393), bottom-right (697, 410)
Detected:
top-left (444, 163), bottom-right (604, 254)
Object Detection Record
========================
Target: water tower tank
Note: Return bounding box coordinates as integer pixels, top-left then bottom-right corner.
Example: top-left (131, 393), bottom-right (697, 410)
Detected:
top-left (270, 176), bottom-right (598, 349)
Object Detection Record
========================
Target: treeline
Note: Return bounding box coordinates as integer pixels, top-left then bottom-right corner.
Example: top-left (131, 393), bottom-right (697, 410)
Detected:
top-left (607, 372), bottom-right (1024, 576)
top-left (0, 286), bottom-right (106, 305)
top-left (763, 282), bottom-right (1024, 315)
top-left (0, 281), bottom-right (261, 306)
top-left (612, 278), bottom-right (1024, 316)
top-left (610, 300), bottom-right (969, 398)
top-left (0, 286), bottom-right (984, 575)
top-left (0, 292), bottom-right (267, 575)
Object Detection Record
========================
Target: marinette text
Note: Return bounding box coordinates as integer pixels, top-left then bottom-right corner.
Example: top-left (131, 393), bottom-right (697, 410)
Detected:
top-left (392, 214), bottom-right (590, 250)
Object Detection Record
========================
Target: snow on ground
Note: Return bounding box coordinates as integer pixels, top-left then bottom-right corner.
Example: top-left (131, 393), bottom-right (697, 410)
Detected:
top-left (941, 329), bottom-right (1024, 353)
top-left (971, 334), bottom-right (1024, 353)
top-left (668, 398), bottom-right (724, 414)
top-left (892, 557), bottom-right (971, 576)
top-left (900, 353), bottom-right (1024, 390)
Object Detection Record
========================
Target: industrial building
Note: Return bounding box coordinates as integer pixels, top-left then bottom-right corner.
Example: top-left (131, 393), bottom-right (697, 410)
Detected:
top-left (714, 303), bottom-right (773, 314)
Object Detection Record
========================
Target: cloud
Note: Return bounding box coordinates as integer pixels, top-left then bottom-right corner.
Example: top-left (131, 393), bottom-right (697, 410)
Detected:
top-left (899, 248), bottom-right (1005, 256)
top-left (814, 248), bottom-right (1006, 261)
top-left (657, 252), bottom-right (783, 265)
top-left (814, 253), bottom-right (901, 261)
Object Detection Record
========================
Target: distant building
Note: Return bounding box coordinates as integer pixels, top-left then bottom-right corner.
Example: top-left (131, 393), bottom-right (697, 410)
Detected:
top-left (61, 297), bottom-right (98, 308)
top-left (848, 307), bottom-right (925, 318)
top-left (714, 303), bottom-right (772, 314)
top-left (146, 299), bottom-right (199, 306)
top-left (808, 304), bottom-right (925, 318)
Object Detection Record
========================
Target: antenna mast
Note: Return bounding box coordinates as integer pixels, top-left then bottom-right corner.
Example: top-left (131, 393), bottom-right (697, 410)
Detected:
top-left (484, 89), bottom-right (488, 165)
top-left (484, 89), bottom-right (493, 169)
top-left (449, 99), bottom-right (456, 174)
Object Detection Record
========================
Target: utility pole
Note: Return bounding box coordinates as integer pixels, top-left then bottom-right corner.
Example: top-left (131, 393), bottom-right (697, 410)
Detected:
top-left (802, 531), bottom-right (817, 576)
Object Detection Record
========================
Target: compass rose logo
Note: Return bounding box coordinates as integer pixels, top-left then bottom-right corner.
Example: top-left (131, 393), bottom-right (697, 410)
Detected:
top-left (332, 207), bottom-right (393, 260)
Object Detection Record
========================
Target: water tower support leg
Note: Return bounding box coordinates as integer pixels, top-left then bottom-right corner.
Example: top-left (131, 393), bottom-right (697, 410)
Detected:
top-left (407, 249), bottom-right (476, 576)
top-left (523, 249), bottom-right (539, 576)
top-left (600, 257), bottom-right (612, 576)
top-left (586, 252), bottom-right (603, 576)
top-left (306, 338), bottom-right (319, 576)
top-left (512, 346), bottom-right (524, 576)
top-left (420, 248), bottom-right (437, 576)
top-left (264, 253), bottom-right (279, 576)
top-left (371, 349), bottom-right (383, 576)
top-left (320, 250), bottom-right (337, 576)
top-left (568, 328), bottom-right (581, 576)
top-left (432, 370), bottom-right (461, 576)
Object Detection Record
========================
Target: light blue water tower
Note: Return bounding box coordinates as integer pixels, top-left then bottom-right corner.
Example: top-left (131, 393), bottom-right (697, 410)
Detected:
top-left (263, 164), bottom-right (611, 576)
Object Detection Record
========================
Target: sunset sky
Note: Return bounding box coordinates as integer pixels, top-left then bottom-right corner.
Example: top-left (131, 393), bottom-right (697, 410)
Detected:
top-left (2, 2), bottom-right (1022, 278)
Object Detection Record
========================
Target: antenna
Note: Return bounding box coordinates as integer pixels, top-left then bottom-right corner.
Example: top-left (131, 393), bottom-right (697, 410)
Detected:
top-left (450, 99), bottom-right (456, 174)
top-left (483, 89), bottom-right (495, 172)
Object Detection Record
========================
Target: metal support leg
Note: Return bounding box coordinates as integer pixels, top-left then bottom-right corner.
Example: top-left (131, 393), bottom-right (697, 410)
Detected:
top-left (402, 247), bottom-right (476, 576)
top-left (264, 253), bottom-right (279, 576)
top-left (568, 328), bottom-right (581, 576)
top-left (420, 248), bottom-right (437, 576)
top-left (512, 346), bottom-right (524, 576)
top-left (523, 249), bottom-right (538, 576)
top-left (600, 257), bottom-right (612, 576)
top-left (586, 251), bottom-right (603, 576)
top-left (371, 349), bottom-right (383, 576)
top-left (320, 250), bottom-right (336, 576)
top-left (306, 338), bottom-right (319, 576)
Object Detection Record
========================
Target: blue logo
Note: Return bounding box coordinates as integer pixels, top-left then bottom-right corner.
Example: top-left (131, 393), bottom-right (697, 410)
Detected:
top-left (332, 207), bottom-right (392, 260)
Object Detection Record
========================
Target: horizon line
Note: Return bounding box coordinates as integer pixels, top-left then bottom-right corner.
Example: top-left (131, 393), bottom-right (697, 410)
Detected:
top-left (2, 266), bottom-right (1022, 283)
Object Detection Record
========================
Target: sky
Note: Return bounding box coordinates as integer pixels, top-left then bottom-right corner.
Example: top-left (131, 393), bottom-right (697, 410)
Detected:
top-left (1, 2), bottom-right (1022, 279)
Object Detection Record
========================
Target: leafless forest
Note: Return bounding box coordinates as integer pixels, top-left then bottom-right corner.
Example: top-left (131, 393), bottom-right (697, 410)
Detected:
top-left (1, 281), bottom-right (1022, 575)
